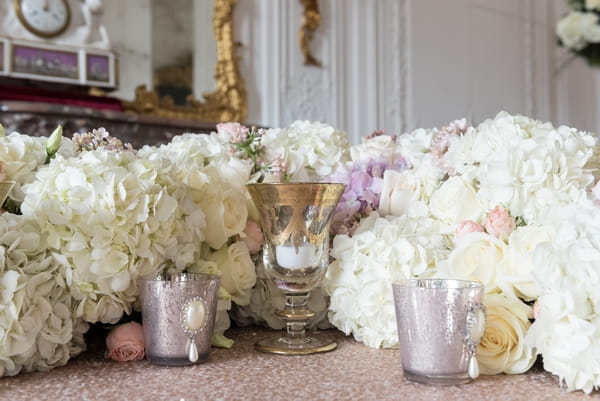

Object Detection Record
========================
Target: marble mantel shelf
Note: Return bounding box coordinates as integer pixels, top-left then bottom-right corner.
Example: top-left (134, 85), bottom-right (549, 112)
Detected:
top-left (0, 326), bottom-right (592, 401)
top-left (0, 100), bottom-right (219, 148)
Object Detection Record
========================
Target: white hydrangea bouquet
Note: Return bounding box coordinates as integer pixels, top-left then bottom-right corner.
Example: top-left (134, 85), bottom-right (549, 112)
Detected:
top-left (322, 111), bottom-right (600, 393)
top-left (3, 113), bottom-right (600, 395)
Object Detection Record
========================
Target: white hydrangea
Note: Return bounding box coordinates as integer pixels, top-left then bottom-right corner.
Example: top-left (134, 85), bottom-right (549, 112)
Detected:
top-left (556, 11), bottom-right (600, 51)
top-left (0, 213), bottom-right (87, 377)
top-left (21, 149), bottom-right (204, 324)
top-left (141, 133), bottom-right (253, 194)
top-left (261, 120), bottom-right (351, 181)
top-left (0, 131), bottom-right (72, 204)
top-left (526, 200), bottom-right (600, 394)
top-left (444, 111), bottom-right (595, 224)
top-left (396, 127), bottom-right (437, 167)
top-left (141, 134), bottom-right (255, 336)
top-left (323, 212), bottom-right (448, 348)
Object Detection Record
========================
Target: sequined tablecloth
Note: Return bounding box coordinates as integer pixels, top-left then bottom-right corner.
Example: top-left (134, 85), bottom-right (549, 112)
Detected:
top-left (0, 326), bottom-right (592, 401)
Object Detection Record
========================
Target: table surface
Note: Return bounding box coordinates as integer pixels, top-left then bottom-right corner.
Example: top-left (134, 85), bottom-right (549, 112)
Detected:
top-left (0, 326), bottom-right (595, 401)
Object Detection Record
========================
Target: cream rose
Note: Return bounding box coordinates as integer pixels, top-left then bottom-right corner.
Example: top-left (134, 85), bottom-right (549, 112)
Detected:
top-left (221, 187), bottom-right (248, 237)
top-left (379, 170), bottom-right (415, 217)
top-left (105, 322), bottom-right (145, 362)
top-left (477, 294), bottom-right (536, 375)
top-left (208, 242), bottom-right (256, 306)
top-left (446, 232), bottom-right (506, 293)
top-left (429, 176), bottom-right (484, 228)
top-left (200, 185), bottom-right (248, 249)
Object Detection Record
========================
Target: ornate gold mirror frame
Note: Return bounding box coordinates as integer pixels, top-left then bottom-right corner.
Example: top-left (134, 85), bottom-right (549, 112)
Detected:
top-left (122, 0), bottom-right (247, 122)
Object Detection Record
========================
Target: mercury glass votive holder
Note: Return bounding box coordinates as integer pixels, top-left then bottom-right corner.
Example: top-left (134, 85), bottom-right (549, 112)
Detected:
top-left (393, 278), bottom-right (486, 385)
top-left (140, 272), bottom-right (220, 366)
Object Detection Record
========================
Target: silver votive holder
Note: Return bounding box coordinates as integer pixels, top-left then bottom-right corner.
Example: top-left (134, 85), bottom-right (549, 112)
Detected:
top-left (392, 278), bottom-right (486, 385)
top-left (140, 272), bottom-right (220, 366)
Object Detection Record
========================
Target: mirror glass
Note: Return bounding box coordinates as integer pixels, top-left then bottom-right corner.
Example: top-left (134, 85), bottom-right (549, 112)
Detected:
top-left (151, 0), bottom-right (216, 106)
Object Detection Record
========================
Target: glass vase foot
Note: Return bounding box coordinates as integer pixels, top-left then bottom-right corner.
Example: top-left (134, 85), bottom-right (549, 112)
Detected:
top-left (255, 334), bottom-right (337, 355)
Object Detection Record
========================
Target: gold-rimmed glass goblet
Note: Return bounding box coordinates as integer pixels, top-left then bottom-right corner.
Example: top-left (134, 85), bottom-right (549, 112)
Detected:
top-left (246, 182), bottom-right (345, 355)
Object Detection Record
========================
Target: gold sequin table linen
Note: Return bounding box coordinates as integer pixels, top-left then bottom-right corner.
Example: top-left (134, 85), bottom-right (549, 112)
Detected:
top-left (0, 327), bottom-right (593, 401)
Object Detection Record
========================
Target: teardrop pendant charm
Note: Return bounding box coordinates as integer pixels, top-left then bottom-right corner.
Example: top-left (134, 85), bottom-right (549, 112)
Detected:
top-left (468, 356), bottom-right (479, 379)
top-left (188, 339), bottom-right (199, 363)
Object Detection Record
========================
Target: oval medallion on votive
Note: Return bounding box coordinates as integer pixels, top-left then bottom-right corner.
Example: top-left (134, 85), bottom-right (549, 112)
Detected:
top-left (181, 297), bottom-right (208, 334)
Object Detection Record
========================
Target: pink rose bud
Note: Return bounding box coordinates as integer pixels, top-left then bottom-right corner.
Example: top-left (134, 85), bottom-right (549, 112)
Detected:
top-left (484, 206), bottom-right (516, 241)
top-left (105, 322), bottom-right (145, 362)
top-left (454, 220), bottom-right (484, 240)
top-left (242, 219), bottom-right (264, 254)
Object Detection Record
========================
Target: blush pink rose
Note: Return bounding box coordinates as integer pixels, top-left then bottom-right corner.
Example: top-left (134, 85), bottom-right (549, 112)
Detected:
top-left (242, 219), bottom-right (264, 254)
top-left (484, 206), bottom-right (516, 241)
top-left (105, 322), bottom-right (145, 362)
top-left (455, 220), bottom-right (484, 240)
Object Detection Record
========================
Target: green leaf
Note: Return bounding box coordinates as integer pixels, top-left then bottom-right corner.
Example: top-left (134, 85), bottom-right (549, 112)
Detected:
top-left (211, 333), bottom-right (234, 348)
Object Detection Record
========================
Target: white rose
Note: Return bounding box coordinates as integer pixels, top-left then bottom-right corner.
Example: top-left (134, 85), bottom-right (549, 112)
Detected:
top-left (208, 242), bottom-right (256, 305)
top-left (350, 135), bottom-right (401, 165)
top-left (379, 170), bottom-right (416, 217)
top-left (557, 12), bottom-right (600, 50)
top-left (497, 225), bottom-right (553, 301)
top-left (478, 294), bottom-right (536, 375)
top-left (379, 166), bottom-right (443, 217)
top-left (199, 185), bottom-right (248, 249)
top-left (429, 176), bottom-right (484, 227)
top-left (222, 188), bottom-right (248, 237)
top-left (446, 232), bottom-right (506, 293)
top-left (586, 0), bottom-right (600, 10)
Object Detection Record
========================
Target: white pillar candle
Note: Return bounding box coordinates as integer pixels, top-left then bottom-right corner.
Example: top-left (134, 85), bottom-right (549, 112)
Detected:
top-left (275, 244), bottom-right (316, 269)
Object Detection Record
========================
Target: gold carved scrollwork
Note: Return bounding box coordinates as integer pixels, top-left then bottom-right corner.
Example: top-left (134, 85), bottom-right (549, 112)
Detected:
top-left (122, 0), bottom-right (247, 122)
top-left (299, 0), bottom-right (322, 67)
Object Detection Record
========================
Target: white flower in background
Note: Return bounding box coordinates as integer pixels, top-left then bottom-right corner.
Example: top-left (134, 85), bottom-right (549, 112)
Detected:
top-left (350, 132), bottom-right (403, 167)
top-left (444, 112), bottom-right (595, 224)
top-left (0, 213), bottom-right (87, 377)
top-left (0, 131), bottom-right (72, 204)
top-left (526, 200), bottom-right (600, 394)
top-left (587, 0), bottom-right (600, 11)
top-left (324, 213), bottom-right (447, 348)
top-left (261, 120), bottom-right (351, 181)
top-left (477, 294), bottom-right (536, 375)
top-left (396, 128), bottom-right (436, 167)
top-left (557, 11), bottom-right (600, 50)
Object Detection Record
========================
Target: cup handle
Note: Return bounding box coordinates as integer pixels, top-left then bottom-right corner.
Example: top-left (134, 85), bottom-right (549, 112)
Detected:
top-left (464, 302), bottom-right (486, 379)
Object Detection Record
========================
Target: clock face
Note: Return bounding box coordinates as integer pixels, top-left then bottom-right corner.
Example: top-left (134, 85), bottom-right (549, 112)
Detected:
top-left (15, 0), bottom-right (71, 38)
